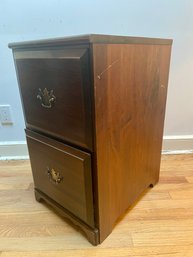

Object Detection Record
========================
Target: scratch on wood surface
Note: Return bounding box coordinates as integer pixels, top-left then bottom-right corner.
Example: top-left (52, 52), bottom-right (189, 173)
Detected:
top-left (161, 84), bottom-right (165, 89)
top-left (97, 59), bottom-right (119, 80)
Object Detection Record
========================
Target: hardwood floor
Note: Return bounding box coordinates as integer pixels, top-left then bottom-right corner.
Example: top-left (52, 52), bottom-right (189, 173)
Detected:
top-left (0, 154), bottom-right (193, 256)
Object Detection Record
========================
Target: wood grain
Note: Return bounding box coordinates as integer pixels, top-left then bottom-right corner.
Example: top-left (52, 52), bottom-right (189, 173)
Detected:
top-left (0, 154), bottom-right (193, 256)
top-left (92, 43), bottom-right (172, 242)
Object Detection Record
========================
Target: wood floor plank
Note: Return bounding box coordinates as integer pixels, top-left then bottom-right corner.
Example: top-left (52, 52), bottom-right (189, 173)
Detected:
top-left (0, 155), bottom-right (193, 255)
top-left (1, 246), bottom-right (193, 257)
top-left (132, 230), bottom-right (193, 246)
top-left (133, 199), bottom-right (193, 209)
top-left (159, 175), bottom-right (188, 184)
top-left (169, 190), bottom-right (193, 199)
top-left (139, 190), bottom-right (171, 201)
top-left (122, 207), bottom-right (193, 221)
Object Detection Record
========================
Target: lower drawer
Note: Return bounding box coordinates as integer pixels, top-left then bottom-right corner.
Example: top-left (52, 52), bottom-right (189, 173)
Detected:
top-left (26, 129), bottom-right (94, 227)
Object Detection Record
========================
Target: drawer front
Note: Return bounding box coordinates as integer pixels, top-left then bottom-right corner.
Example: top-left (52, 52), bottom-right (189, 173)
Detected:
top-left (14, 48), bottom-right (92, 150)
top-left (26, 129), bottom-right (94, 227)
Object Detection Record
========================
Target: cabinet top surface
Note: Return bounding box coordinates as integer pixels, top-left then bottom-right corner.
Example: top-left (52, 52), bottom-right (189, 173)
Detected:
top-left (8, 34), bottom-right (172, 49)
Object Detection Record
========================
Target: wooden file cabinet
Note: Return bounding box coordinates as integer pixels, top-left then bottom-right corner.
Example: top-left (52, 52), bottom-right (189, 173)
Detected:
top-left (9, 34), bottom-right (172, 245)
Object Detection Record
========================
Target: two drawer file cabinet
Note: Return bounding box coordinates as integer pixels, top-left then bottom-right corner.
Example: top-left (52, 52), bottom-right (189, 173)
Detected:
top-left (9, 34), bottom-right (172, 245)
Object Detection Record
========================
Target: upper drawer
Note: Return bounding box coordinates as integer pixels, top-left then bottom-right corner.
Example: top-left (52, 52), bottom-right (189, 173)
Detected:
top-left (14, 48), bottom-right (92, 150)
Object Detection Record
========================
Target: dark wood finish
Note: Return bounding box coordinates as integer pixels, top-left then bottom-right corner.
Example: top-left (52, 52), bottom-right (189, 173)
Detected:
top-left (92, 43), bottom-right (172, 242)
top-left (9, 34), bottom-right (172, 245)
top-left (15, 48), bottom-right (93, 150)
top-left (8, 34), bottom-right (172, 49)
top-left (26, 129), bottom-right (94, 227)
top-left (34, 189), bottom-right (99, 245)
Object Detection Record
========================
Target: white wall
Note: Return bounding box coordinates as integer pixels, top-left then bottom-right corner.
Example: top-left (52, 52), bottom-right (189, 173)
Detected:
top-left (0, 0), bottom-right (193, 145)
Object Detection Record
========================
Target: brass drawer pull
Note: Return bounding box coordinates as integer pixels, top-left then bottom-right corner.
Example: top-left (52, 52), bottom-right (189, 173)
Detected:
top-left (47, 168), bottom-right (63, 184)
top-left (37, 88), bottom-right (56, 108)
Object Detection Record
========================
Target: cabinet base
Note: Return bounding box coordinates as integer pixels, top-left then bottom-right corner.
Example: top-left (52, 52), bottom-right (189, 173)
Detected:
top-left (34, 189), bottom-right (99, 246)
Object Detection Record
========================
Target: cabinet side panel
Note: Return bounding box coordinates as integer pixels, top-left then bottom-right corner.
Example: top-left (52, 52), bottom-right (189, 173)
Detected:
top-left (92, 43), bottom-right (172, 242)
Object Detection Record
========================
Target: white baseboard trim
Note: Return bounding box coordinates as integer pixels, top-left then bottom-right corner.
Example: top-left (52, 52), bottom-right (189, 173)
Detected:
top-left (0, 141), bottom-right (29, 160)
top-left (0, 135), bottom-right (193, 160)
top-left (162, 135), bottom-right (193, 154)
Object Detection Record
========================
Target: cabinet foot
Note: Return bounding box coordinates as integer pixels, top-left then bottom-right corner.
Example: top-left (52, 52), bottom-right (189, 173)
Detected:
top-left (34, 190), bottom-right (43, 202)
top-left (34, 189), bottom-right (99, 245)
